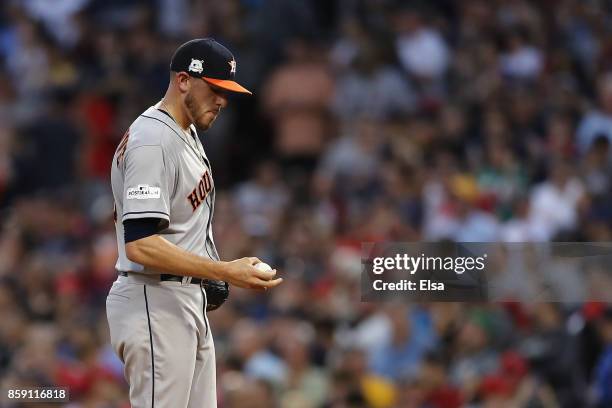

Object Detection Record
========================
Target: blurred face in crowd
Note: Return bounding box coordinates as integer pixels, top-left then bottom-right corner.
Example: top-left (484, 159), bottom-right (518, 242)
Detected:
top-left (356, 118), bottom-right (381, 151)
top-left (223, 377), bottom-right (274, 408)
top-left (230, 320), bottom-right (263, 359)
top-left (255, 162), bottom-right (280, 187)
top-left (600, 318), bottom-right (612, 343)
top-left (457, 320), bottom-right (489, 353)
top-left (175, 72), bottom-right (228, 130)
top-left (394, 9), bottom-right (422, 34)
top-left (483, 109), bottom-right (509, 141)
top-left (342, 349), bottom-right (368, 376)
top-left (598, 74), bottom-right (612, 114)
top-left (506, 31), bottom-right (527, 52)
top-left (387, 306), bottom-right (412, 345)
top-left (589, 135), bottom-right (610, 164)
top-left (440, 105), bottom-right (466, 139)
top-left (509, 89), bottom-right (538, 126)
top-left (533, 303), bottom-right (562, 330)
top-left (278, 329), bottom-right (310, 370)
top-left (547, 114), bottom-right (573, 155)
top-left (483, 395), bottom-right (513, 408)
top-left (486, 140), bottom-right (513, 169)
top-left (396, 379), bottom-right (428, 408)
top-left (284, 38), bottom-right (313, 63)
top-left (550, 161), bottom-right (572, 188)
top-left (420, 360), bottom-right (446, 389)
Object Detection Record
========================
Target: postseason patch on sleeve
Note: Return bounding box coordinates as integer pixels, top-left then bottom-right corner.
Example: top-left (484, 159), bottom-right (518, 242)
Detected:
top-left (126, 184), bottom-right (161, 200)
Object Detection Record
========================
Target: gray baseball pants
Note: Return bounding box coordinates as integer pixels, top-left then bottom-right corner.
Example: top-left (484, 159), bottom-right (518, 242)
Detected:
top-left (106, 273), bottom-right (216, 407)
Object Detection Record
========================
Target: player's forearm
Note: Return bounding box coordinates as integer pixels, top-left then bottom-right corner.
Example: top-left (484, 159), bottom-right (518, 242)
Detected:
top-left (125, 234), bottom-right (226, 280)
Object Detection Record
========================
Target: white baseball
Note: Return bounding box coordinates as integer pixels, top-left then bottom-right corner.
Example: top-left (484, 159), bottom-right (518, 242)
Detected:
top-left (254, 262), bottom-right (273, 272)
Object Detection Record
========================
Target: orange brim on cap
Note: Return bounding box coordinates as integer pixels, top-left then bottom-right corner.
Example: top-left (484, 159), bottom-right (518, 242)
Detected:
top-left (202, 77), bottom-right (252, 94)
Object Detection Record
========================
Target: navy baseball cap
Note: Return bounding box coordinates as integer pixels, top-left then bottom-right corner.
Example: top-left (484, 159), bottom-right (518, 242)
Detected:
top-left (170, 38), bottom-right (252, 94)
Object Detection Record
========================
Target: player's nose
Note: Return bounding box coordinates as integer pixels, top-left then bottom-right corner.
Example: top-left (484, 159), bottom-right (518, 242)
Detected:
top-left (217, 94), bottom-right (228, 109)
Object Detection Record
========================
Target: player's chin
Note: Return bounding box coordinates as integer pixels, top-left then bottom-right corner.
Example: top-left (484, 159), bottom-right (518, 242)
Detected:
top-left (197, 113), bottom-right (216, 130)
top-left (196, 119), bottom-right (211, 130)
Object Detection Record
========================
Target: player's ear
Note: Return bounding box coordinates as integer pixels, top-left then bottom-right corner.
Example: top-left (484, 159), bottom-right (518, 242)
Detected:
top-left (174, 72), bottom-right (192, 93)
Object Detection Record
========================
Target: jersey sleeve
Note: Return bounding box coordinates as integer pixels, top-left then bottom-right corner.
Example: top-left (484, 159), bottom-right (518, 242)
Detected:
top-left (121, 145), bottom-right (174, 225)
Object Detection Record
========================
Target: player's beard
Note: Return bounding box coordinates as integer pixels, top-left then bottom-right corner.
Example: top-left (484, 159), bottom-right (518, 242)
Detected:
top-left (185, 92), bottom-right (214, 130)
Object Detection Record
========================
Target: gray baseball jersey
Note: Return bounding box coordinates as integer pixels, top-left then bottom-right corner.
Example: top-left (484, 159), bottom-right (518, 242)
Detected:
top-left (107, 105), bottom-right (220, 407)
top-left (111, 105), bottom-right (219, 273)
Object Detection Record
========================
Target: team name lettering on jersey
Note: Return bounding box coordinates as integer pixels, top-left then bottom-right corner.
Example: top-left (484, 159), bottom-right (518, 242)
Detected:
top-left (115, 130), bottom-right (130, 166)
top-left (187, 171), bottom-right (213, 211)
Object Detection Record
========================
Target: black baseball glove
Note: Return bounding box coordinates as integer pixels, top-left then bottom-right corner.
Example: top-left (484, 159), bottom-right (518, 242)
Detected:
top-left (202, 279), bottom-right (229, 311)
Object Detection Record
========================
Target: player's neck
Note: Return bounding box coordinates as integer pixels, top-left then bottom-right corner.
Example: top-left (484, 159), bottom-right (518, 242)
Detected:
top-left (159, 97), bottom-right (191, 132)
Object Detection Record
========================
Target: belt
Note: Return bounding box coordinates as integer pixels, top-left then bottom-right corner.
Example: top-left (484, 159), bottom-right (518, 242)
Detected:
top-left (119, 271), bottom-right (202, 285)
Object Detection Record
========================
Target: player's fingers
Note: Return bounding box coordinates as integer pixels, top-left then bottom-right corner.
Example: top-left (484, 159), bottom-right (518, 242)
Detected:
top-left (249, 277), bottom-right (282, 290)
top-left (257, 277), bottom-right (283, 289)
top-left (253, 268), bottom-right (277, 280)
top-left (261, 277), bottom-right (283, 288)
top-left (247, 257), bottom-right (262, 265)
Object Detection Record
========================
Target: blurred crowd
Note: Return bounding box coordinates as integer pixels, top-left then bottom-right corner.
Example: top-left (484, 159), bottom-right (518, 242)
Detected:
top-left (0, 0), bottom-right (612, 407)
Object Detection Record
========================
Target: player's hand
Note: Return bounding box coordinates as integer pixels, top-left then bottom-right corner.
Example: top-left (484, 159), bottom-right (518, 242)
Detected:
top-left (220, 257), bottom-right (283, 290)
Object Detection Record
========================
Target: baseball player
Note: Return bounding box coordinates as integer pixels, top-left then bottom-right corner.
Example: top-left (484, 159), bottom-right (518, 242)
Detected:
top-left (106, 38), bottom-right (282, 408)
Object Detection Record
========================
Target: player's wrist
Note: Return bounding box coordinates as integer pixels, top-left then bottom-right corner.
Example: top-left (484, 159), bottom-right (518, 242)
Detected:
top-left (212, 260), bottom-right (230, 281)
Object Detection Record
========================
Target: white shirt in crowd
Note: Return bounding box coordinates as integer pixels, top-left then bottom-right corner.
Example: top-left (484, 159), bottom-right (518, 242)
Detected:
top-left (528, 178), bottom-right (585, 240)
